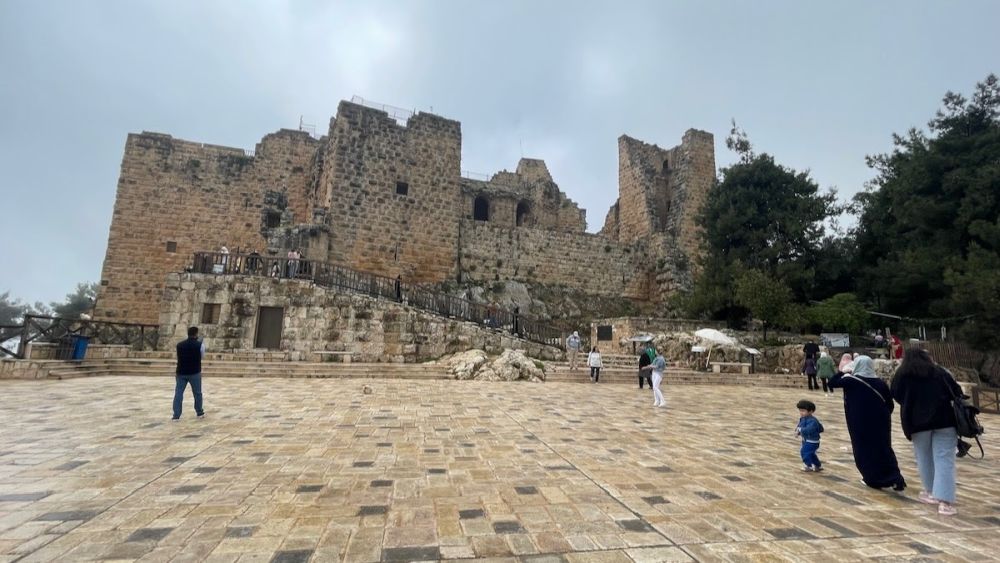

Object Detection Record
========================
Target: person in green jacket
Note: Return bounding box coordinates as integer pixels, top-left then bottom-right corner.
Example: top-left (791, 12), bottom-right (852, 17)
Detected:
top-left (816, 351), bottom-right (837, 395)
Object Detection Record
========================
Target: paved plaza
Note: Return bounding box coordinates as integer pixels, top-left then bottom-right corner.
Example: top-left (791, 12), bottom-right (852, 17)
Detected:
top-left (0, 376), bottom-right (998, 562)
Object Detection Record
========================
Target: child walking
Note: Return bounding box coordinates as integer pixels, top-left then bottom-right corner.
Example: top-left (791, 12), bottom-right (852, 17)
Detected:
top-left (795, 400), bottom-right (824, 472)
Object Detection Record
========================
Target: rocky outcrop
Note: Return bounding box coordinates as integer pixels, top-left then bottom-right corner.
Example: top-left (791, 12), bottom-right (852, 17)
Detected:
top-left (440, 349), bottom-right (545, 382)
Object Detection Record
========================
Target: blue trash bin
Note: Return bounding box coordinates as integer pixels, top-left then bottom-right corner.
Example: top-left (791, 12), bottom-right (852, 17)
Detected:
top-left (71, 335), bottom-right (90, 360)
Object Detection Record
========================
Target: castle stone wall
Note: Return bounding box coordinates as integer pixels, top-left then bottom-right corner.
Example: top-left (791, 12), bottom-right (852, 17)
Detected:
top-left (96, 99), bottom-right (716, 328)
top-left (95, 132), bottom-right (316, 324)
top-left (458, 220), bottom-right (650, 300)
top-left (159, 273), bottom-right (561, 362)
top-left (317, 102), bottom-right (462, 282)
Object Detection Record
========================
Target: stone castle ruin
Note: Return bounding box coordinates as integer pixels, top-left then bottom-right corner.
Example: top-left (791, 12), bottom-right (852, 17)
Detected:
top-left (94, 99), bottom-right (715, 328)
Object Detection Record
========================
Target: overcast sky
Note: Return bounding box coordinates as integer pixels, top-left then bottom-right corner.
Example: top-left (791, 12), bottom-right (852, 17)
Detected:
top-left (1, 1), bottom-right (997, 306)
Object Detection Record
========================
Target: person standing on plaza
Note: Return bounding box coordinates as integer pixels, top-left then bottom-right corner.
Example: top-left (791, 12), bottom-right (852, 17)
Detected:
top-left (588, 346), bottom-right (603, 383)
top-left (637, 343), bottom-right (654, 389)
top-left (640, 350), bottom-right (667, 407)
top-left (829, 355), bottom-right (906, 491)
top-left (173, 326), bottom-right (205, 420)
top-left (816, 351), bottom-right (836, 395)
top-left (566, 331), bottom-right (582, 371)
top-left (891, 348), bottom-right (962, 515)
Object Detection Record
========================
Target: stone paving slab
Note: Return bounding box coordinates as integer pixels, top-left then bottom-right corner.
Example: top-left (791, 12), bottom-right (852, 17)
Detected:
top-left (0, 376), bottom-right (997, 562)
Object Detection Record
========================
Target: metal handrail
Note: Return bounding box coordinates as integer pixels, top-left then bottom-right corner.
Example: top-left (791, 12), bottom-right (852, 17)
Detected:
top-left (192, 252), bottom-right (564, 348)
top-left (1, 315), bottom-right (159, 359)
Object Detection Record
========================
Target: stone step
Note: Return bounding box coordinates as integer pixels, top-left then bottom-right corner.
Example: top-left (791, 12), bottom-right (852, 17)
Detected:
top-left (42, 358), bottom-right (807, 388)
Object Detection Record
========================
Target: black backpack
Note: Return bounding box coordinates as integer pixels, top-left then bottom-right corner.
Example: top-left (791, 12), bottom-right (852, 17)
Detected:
top-left (943, 372), bottom-right (985, 459)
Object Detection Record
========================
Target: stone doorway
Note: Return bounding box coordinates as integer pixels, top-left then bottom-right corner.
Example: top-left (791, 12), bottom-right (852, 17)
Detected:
top-left (254, 307), bottom-right (284, 349)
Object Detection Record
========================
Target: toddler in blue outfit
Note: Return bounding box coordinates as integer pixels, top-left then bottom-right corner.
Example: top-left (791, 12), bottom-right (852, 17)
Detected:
top-left (795, 399), bottom-right (824, 472)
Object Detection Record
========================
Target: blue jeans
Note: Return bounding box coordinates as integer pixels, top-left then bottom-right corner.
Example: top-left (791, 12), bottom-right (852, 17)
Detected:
top-left (800, 441), bottom-right (821, 468)
top-left (911, 427), bottom-right (957, 503)
top-left (173, 374), bottom-right (203, 419)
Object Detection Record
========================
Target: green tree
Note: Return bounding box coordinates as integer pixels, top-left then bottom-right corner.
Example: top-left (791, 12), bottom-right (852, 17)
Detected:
top-left (945, 244), bottom-right (1000, 348)
top-left (855, 74), bottom-right (1000, 346)
top-left (695, 122), bottom-right (845, 320)
top-left (807, 293), bottom-right (869, 334)
top-left (49, 282), bottom-right (98, 319)
top-left (0, 291), bottom-right (27, 326)
top-left (733, 269), bottom-right (793, 340)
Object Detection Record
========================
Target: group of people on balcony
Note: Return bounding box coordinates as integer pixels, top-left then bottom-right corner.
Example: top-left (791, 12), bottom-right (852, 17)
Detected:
top-left (202, 246), bottom-right (303, 279)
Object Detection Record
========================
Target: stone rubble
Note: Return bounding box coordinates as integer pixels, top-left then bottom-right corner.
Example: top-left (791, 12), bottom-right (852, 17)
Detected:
top-left (440, 348), bottom-right (545, 382)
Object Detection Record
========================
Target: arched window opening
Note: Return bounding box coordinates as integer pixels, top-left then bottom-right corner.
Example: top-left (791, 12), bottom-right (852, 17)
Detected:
top-left (516, 201), bottom-right (531, 227)
top-left (473, 196), bottom-right (490, 221)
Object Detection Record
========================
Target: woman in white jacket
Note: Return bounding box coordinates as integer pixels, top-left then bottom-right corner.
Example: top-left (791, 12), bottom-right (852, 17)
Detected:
top-left (588, 347), bottom-right (603, 383)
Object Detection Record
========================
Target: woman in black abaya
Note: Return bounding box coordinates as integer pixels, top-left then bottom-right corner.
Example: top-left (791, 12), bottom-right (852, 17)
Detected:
top-left (829, 355), bottom-right (907, 490)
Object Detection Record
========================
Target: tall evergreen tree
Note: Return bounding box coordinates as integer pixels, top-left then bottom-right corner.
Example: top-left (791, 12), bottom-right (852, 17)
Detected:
top-left (691, 123), bottom-right (843, 322)
top-left (855, 74), bottom-right (1000, 347)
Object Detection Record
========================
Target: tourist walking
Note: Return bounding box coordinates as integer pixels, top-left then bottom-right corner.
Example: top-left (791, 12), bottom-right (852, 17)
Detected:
top-left (640, 351), bottom-right (667, 407)
top-left (829, 356), bottom-right (906, 490)
top-left (588, 347), bottom-right (603, 383)
top-left (637, 343), bottom-right (654, 389)
top-left (816, 351), bottom-right (836, 395)
top-left (891, 348), bottom-right (962, 515)
top-left (838, 352), bottom-right (855, 373)
top-left (173, 326), bottom-right (206, 420)
top-left (566, 331), bottom-right (582, 371)
top-left (802, 355), bottom-right (819, 391)
top-left (803, 338), bottom-right (820, 360)
top-left (795, 400), bottom-right (824, 472)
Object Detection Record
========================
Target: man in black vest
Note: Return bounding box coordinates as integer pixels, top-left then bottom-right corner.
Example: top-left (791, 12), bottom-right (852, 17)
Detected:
top-left (173, 326), bottom-right (206, 420)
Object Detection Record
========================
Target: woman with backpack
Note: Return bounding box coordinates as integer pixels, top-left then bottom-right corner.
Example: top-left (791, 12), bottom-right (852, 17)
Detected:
top-left (829, 356), bottom-right (906, 491)
top-left (890, 348), bottom-right (963, 516)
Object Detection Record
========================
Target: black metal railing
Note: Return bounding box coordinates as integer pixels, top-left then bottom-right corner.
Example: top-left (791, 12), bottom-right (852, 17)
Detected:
top-left (192, 252), bottom-right (564, 348)
top-left (0, 315), bottom-right (159, 359)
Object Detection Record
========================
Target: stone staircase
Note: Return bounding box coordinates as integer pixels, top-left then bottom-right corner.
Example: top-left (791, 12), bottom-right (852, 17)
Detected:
top-left (39, 358), bottom-right (810, 389)
top-left (43, 358), bottom-right (449, 381)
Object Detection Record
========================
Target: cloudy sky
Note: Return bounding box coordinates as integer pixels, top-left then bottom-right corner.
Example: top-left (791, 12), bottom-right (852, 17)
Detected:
top-left (1, 0), bottom-right (997, 306)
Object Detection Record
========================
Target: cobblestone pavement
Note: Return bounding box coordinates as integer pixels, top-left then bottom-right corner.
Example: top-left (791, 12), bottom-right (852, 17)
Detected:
top-left (0, 377), bottom-right (998, 562)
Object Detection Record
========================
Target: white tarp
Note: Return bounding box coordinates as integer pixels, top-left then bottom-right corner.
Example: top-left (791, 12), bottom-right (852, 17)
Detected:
top-left (694, 328), bottom-right (739, 346)
top-left (629, 333), bottom-right (655, 342)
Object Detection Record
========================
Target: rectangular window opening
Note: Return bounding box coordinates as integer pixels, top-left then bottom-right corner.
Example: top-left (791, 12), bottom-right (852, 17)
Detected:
top-left (201, 303), bottom-right (221, 325)
top-left (265, 211), bottom-right (281, 229)
top-left (395, 181), bottom-right (409, 196)
top-left (596, 325), bottom-right (613, 341)
top-left (166, 241), bottom-right (177, 253)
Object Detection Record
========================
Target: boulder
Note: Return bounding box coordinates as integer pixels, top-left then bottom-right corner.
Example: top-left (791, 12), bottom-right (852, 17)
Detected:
top-left (442, 349), bottom-right (489, 380)
top-left (439, 348), bottom-right (545, 382)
